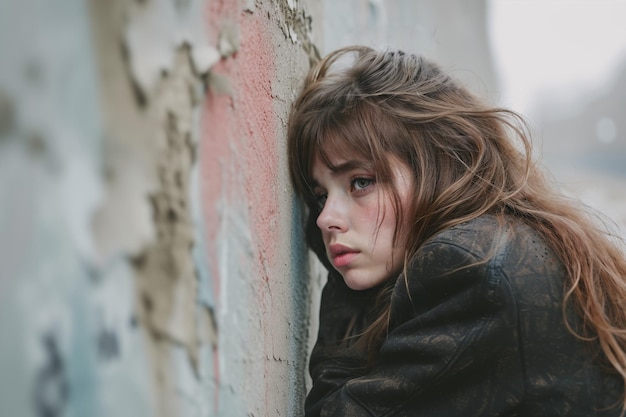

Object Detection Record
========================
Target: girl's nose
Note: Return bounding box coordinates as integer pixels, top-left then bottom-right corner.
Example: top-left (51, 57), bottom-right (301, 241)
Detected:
top-left (316, 195), bottom-right (348, 232)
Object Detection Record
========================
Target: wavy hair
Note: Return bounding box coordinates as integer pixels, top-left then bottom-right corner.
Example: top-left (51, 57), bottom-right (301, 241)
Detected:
top-left (287, 45), bottom-right (626, 407)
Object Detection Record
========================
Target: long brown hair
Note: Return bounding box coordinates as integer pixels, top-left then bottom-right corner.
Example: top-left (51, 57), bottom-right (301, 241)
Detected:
top-left (287, 46), bottom-right (626, 405)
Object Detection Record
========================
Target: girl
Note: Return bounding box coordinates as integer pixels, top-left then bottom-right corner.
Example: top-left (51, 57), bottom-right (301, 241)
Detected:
top-left (288, 46), bottom-right (626, 416)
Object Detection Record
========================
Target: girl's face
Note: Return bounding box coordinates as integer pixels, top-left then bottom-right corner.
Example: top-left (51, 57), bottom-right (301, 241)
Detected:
top-left (311, 151), bottom-right (414, 290)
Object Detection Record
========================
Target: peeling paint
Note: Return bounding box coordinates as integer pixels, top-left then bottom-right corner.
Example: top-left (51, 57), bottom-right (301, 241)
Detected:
top-left (190, 44), bottom-right (221, 75)
top-left (92, 1), bottom-right (210, 415)
top-left (244, 0), bottom-right (256, 13)
top-left (288, 25), bottom-right (298, 43)
top-left (123, 0), bottom-right (217, 95)
top-left (130, 44), bottom-right (203, 390)
top-left (217, 21), bottom-right (240, 58)
top-left (0, 0), bottom-right (322, 416)
top-left (277, 0), bottom-right (320, 64)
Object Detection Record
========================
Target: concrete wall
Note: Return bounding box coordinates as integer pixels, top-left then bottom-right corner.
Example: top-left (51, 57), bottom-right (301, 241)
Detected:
top-left (0, 0), bottom-right (320, 416)
top-left (322, 0), bottom-right (498, 102)
top-left (0, 0), bottom-right (499, 416)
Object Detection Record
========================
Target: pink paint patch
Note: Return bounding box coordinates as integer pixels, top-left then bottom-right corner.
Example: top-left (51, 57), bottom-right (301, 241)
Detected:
top-left (237, 17), bottom-right (280, 266)
top-left (198, 5), bottom-right (279, 411)
top-left (200, 9), bottom-right (278, 287)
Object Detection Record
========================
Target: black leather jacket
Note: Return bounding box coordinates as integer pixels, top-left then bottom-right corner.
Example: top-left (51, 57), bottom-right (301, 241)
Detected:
top-left (306, 215), bottom-right (623, 416)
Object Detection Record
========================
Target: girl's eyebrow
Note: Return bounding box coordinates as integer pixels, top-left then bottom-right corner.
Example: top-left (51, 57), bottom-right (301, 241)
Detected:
top-left (328, 160), bottom-right (372, 175)
top-left (310, 159), bottom-right (373, 187)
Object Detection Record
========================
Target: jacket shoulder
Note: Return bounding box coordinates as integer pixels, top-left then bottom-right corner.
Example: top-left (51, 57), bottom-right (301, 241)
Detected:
top-left (396, 214), bottom-right (555, 316)
top-left (426, 215), bottom-right (513, 259)
top-left (426, 214), bottom-right (551, 263)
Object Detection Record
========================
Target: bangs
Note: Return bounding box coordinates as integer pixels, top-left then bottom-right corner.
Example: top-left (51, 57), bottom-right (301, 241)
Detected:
top-left (300, 102), bottom-right (402, 190)
top-left (316, 116), bottom-right (374, 171)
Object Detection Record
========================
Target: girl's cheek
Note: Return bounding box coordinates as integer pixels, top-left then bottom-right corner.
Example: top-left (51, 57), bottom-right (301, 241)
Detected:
top-left (359, 202), bottom-right (382, 223)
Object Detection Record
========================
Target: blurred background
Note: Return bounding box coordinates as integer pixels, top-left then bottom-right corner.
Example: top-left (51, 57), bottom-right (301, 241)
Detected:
top-left (0, 1), bottom-right (624, 416)
top-left (491, 0), bottom-right (626, 232)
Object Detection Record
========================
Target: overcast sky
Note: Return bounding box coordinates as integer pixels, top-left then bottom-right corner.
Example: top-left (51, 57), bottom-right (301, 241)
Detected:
top-left (488, 0), bottom-right (626, 115)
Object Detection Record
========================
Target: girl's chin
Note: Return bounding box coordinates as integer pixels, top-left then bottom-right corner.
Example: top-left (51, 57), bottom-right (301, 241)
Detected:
top-left (340, 269), bottom-right (396, 291)
top-left (341, 274), bottom-right (379, 291)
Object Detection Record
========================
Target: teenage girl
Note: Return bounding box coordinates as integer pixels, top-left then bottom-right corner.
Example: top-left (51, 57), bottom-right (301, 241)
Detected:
top-left (288, 46), bottom-right (626, 416)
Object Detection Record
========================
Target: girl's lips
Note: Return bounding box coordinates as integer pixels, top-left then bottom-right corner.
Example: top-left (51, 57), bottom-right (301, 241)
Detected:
top-left (333, 251), bottom-right (359, 268)
top-left (329, 244), bottom-right (360, 268)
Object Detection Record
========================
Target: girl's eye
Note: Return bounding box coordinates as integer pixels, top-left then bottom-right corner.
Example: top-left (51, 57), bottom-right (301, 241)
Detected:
top-left (351, 177), bottom-right (375, 192)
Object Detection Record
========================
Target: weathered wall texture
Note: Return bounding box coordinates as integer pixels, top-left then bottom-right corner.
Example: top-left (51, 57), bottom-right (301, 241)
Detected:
top-left (0, 0), bottom-right (320, 416)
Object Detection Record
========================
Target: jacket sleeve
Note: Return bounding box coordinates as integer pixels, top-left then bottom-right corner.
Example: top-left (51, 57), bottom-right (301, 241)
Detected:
top-left (305, 240), bottom-right (524, 417)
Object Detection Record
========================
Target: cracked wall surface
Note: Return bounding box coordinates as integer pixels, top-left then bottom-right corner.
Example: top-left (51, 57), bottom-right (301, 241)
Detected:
top-left (0, 0), bottom-right (320, 416)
